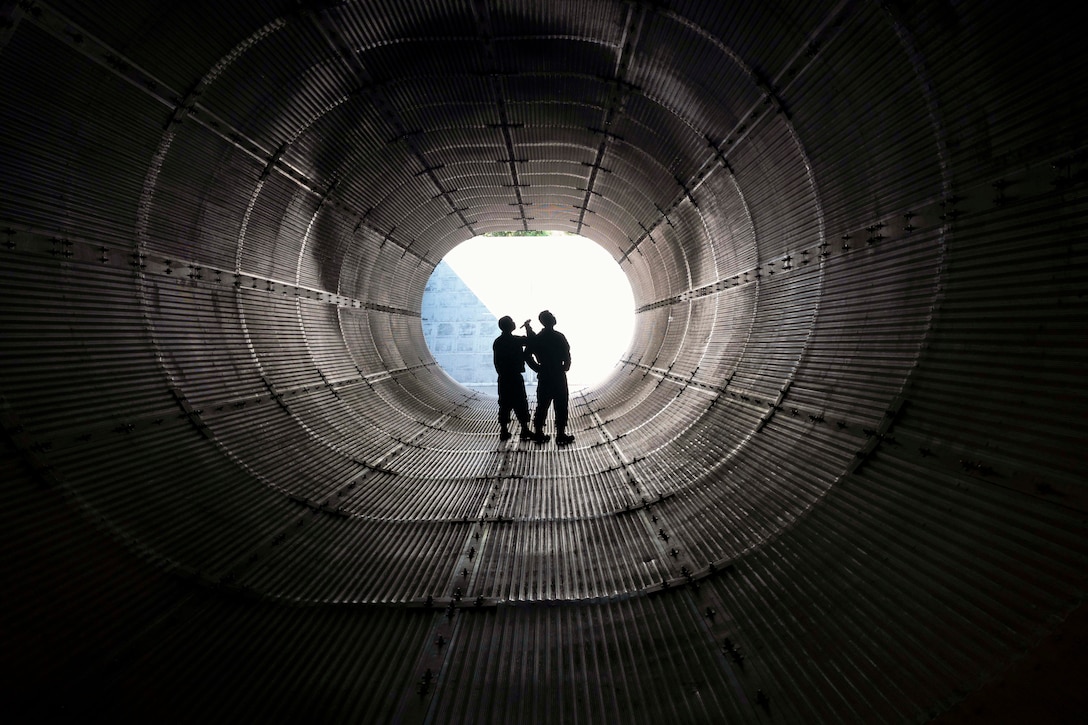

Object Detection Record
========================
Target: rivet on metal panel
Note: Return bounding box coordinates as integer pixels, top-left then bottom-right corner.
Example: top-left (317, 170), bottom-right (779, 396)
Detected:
top-left (103, 52), bottom-right (131, 74)
top-left (723, 638), bottom-right (744, 668)
top-left (960, 459), bottom-right (994, 476)
top-left (50, 238), bottom-right (72, 257)
top-left (903, 211), bottom-right (916, 233)
top-left (417, 668), bottom-right (433, 696)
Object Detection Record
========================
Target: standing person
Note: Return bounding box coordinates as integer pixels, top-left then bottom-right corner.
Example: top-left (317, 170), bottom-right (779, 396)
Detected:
top-left (526, 309), bottom-right (574, 445)
top-left (492, 315), bottom-right (535, 441)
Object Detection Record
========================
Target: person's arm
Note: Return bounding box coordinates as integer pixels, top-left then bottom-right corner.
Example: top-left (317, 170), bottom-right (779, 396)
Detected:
top-left (525, 347), bottom-right (542, 373)
top-left (523, 327), bottom-right (542, 372)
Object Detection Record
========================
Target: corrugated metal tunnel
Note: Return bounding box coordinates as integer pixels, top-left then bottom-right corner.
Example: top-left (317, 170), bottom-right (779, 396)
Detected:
top-left (1, 1), bottom-right (1086, 722)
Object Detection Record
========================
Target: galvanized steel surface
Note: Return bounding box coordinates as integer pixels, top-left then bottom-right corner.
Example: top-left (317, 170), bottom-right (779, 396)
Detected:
top-left (1, 0), bottom-right (1086, 722)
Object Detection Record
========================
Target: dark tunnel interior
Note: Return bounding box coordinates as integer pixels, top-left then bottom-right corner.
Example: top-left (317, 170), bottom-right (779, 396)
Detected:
top-left (1, 1), bottom-right (1086, 722)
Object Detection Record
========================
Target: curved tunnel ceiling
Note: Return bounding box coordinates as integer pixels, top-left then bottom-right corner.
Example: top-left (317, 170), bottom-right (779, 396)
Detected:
top-left (1, 0), bottom-right (1086, 721)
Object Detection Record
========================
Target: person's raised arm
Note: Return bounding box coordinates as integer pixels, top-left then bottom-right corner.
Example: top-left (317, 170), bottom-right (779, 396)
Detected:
top-left (523, 322), bottom-right (542, 372)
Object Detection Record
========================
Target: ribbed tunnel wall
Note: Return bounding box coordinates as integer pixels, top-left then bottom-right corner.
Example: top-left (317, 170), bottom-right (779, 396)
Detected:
top-left (1, 1), bottom-right (1085, 722)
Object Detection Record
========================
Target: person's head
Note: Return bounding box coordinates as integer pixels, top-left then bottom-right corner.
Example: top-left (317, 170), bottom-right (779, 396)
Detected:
top-left (538, 310), bottom-right (557, 328)
top-left (498, 315), bottom-right (516, 333)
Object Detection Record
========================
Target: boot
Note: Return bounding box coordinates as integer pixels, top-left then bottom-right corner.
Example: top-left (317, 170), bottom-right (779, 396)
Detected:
top-left (532, 424), bottom-right (550, 444)
top-left (519, 422), bottom-right (534, 441)
top-left (500, 426), bottom-right (512, 441)
top-left (555, 426), bottom-right (574, 446)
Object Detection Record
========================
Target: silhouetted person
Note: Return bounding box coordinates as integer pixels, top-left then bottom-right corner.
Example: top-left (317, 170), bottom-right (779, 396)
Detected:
top-left (493, 315), bottom-right (534, 441)
top-left (526, 309), bottom-right (574, 445)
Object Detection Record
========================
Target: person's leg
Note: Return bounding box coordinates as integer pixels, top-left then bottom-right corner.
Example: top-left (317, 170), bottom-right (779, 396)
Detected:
top-left (554, 375), bottom-right (573, 445)
top-left (498, 376), bottom-right (513, 440)
top-left (533, 377), bottom-right (553, 442)
top-left (514, 377), bottom-right (532, 439)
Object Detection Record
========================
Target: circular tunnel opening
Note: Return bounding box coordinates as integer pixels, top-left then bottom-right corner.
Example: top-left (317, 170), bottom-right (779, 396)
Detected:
top-left (421, 231), bottom-right (636, 395)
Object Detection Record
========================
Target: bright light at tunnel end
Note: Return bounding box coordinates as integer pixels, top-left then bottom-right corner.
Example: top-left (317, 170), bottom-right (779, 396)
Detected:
top-left (432, 232), bottom-right (636, 391)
